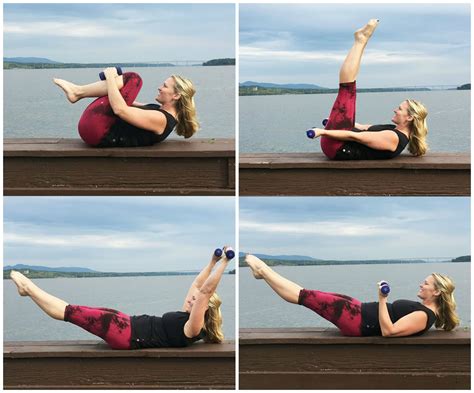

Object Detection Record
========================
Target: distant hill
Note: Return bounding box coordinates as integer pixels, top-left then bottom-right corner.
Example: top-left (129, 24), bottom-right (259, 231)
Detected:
top-left (240, 81), bottom-right (327, 90)
top-left (239, 252), bottom-right (319, 261)
top-left (4, 264), bottom-right (97, 273)
top-left (4, 57), bottom-right (61, 64)
top-left (203, 58), bottom-right (235, 66)
top-left (452, 255), bottom-right (470, 262)
top-left (457, 83), bottom-right (471, 90)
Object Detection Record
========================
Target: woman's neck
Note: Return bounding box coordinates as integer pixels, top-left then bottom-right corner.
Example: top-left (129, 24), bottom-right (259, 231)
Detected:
top-left (421, 299), bottom-right (438, 314)
top-left (160, 102), bottom-right (176, 117)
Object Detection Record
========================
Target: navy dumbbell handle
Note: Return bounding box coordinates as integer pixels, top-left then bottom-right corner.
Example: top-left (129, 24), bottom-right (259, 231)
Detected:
top-left (99, 66), bottom-right (123, 81)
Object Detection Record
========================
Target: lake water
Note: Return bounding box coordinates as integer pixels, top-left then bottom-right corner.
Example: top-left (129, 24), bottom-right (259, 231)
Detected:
top-left (4, 275), bottom-right (235, 341)
top-left (240, 90), bottom-right (470, 153)
top-left (240, 262), bottom-right (470, 329)
top-left (4, 66), bottom-right (235, 139)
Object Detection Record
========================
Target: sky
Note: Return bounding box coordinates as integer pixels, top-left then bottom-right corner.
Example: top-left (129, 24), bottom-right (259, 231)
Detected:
top-left (240, 4), bottom-right (471, 88)
top-left (4, 197), bottom-right (235, 272)
top-left (240, 197), bottom-right (470, 260)
top-left (3, 3), bottom-right (235, 63)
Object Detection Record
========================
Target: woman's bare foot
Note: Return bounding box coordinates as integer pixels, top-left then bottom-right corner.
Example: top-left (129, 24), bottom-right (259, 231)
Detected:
top-left (53, 78), bottom-right (81, 103)
top-left (245, 254), bottom-right (268, 279)
top-left (354, 19), bottom-right (379, 44)
top-left (10, 271), bottom-right (31, 296)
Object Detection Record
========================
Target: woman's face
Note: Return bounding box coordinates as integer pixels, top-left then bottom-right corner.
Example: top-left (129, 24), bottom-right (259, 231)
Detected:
top-left (417, 275), bottom-right (440, 301)
top-left (391, 101), bottom-right (413, 126)
top-left (155, 77), bottom-right (179, 105)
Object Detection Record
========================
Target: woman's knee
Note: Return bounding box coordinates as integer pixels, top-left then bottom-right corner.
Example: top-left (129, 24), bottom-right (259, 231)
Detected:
top-left (122, 72), bottom-right (143, 88)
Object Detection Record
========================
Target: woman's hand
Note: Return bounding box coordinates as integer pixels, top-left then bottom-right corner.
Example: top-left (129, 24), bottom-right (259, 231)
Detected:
top-left (310, 128), bottom-right (325, 138)
top-left (377, 281), bottom-right (389, 301)
top-left (211, 249), bottom-right (222, 264)
top-left (103, 67), bottom-right (119, 81)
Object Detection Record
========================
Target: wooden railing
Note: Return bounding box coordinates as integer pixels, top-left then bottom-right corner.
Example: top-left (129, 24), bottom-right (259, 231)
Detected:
top-left (4, 138), bottom-right (235, 196)
top-left (239, 328), bottom-right (470, 389)
top-left (4, 340), bottom-right (235, 389)
top-left (240, 153), bottom-right (470, 196)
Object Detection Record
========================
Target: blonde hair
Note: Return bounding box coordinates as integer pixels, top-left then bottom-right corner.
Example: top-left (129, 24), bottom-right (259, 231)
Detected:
top-left (171, 75), bottom-right (199, 139)
top-left (431, 273), bottom-right (460, 331)
top-left (405, 99), bottom-right (428, 156)
top-left (203, 292), bottom-right (224, 343)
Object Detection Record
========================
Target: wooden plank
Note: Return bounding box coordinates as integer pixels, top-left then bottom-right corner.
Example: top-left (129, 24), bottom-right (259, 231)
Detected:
top-left (4, 138), bottom-right (235, 158)
top-left (4, 138), bottom-right (236, 195)
top-left (240, 152), bottom-right (470, 169)
top-left (4, 340), bottom-right (235, 389)
top-left (240, 153), bottom-right (470, 196)
top-left (239, 328), bottom-right (470, 389)
top-left (239, 372), bottom-right (470, 390)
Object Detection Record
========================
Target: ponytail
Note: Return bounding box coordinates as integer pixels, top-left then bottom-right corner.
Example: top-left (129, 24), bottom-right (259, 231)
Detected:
top-left (171, 75), bottom-right (199, 138)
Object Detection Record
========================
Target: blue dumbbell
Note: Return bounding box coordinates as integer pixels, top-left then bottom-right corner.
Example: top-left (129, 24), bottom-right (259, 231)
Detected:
top-left (306, 129), bottom-right (316, 139)
top-left (99, 66), bottom-right (123, 81)
top-left (322, 118), bottom-right (328, 127)
top-left (214, 248), bottom-right (223, 257)
top-left (225, 248), bottom-right (235, 260)
top-left (380, 281), bottom-right (390, 296)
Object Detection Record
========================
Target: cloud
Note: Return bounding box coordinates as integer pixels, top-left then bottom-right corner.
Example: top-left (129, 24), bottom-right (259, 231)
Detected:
top-left (4, 21), bottom-right (123, 38)
top-left (240, 219), bottom-right (398, 237)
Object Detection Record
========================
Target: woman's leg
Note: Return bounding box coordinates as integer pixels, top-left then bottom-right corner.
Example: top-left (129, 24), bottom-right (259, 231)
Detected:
top-left (245, 254), bottom-right (303, 304)
top-left (10, 271), bottom-right (68, 320)
top-left (64, 305), bottom-right (132, 350)
top-left (10, 271), bottom-right (131, 349)
top-left (54, 76), bottom-right (124, 104)
top-left (298, 289), bottom-right (362, 336)
top-left (321, 19), bottom-right (379, 159)
top-left (77, 72), bottom-right (143, 146)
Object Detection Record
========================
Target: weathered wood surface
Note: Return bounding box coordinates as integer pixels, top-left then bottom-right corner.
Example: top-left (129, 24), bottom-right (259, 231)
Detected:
top-left (239, 328), bottom-right (470, 390)
top-left (240, 152), bottom-right (470, 196)
top-left (4, 340), bottom-right (235, 389)
top-left (4, 138), bottom-right (235, 196)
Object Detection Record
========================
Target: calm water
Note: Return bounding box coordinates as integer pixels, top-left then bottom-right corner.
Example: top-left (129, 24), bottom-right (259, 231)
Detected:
top-left (240, 90), bottom-right (470, 153)
top-left (4, 66), bottom-right (235, 138)
top-left (4, 275), bottom-right (235, 341)
top-left (240, 262), bottom-right (470, 328)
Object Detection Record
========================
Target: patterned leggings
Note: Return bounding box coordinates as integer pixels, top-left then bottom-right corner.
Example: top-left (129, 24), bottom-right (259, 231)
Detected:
top-left (320, 81), bottom-right (357, 159)
top-left (64, 305), bottom-right (132, 349)
top-left (298, 289), bottom-right (362, 336)
top-left (78, 72), bottom-right (143, 146)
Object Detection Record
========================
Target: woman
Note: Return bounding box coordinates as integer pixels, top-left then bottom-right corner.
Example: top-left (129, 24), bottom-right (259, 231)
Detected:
top-left (53, 68), bottom-right (199, 147)
top-left (245, 254), bottom-right (459, 337)
top-left (308, 19), bottom-right (428, 160)
top-left (10, 247), bottom-right (233, 349)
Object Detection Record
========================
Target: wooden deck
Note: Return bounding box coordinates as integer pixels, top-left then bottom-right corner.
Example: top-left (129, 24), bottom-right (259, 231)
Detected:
top-left (239, 328), bottom-right (470, 389)
top-left (4, 340), bottom-right (235, 389)
top-left (240, 152), bottom-right (470, 196)
top-left (4, 138), bottom-right (235, 196)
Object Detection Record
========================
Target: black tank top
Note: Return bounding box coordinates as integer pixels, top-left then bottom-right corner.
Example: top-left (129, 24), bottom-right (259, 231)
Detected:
top-left (334, 124), bottom-right (409, 160)
top-left (361, 300), bottom-right (437, 336)
top-left (130, 311), bottom-right (205, 349)
top-left (98, 104), bottom-right (177, 148)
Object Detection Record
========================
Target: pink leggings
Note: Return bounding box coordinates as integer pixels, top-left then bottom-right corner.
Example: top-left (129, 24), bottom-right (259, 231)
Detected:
top-left (78, 72), bottom-right (143, 146)
top-left (298, 289), bottom-right (362, 336)
top-left (64, 305), bottom-right (132, 349)
top-left (320, 81), bottom-right (357, 159)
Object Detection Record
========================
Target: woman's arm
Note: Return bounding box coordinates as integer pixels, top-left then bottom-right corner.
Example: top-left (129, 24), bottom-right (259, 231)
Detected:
top-left (132, 101), bottom-right (147, 107)
top-left (354, 122), bottom-right (372, 130)
top-left (181, 251), bottom-right (221, 311)
top-left (312, 127), bottom-right (399, 152)
top-left (103, 67), bottom-right (167, 134)
top-left (183, 256), bottom-right (230, 338)
top-left (377, 284), bottom-right (428, 337)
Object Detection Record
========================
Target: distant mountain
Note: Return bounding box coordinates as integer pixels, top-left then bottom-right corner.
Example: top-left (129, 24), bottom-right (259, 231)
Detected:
top-left (452, 255), bottom-right (470, 262)
top-left (4, 264), bottom-right (97, 273)
top-left (203, 58), bottom-right (235, 66)
top-left (239, 252), bottom-right (319, 261)
top-left (4, 57), bottom-right (61, 64)
top-left (240, 81), bottom-right (328, 90)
